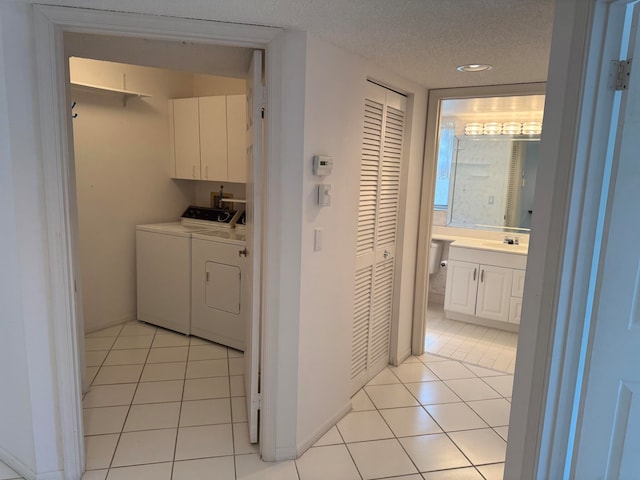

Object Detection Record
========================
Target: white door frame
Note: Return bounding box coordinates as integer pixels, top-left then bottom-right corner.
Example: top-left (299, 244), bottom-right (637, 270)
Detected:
top-left (32, 5), bottom-right (281, 477)
top-left (506, 0), bottom-right (638, 478)
top-left (411, 82), bottom-right (546, 356)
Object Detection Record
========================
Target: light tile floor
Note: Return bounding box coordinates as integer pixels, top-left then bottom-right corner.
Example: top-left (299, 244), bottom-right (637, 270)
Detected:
top-left (2, 320), bottom-right (514, 480)
top-left (425, 304), bottom-right (518, 374)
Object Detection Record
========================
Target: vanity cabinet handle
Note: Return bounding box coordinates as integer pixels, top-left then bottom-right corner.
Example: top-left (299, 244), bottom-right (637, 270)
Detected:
top-left (481, 269), bottom-right (485, 282)
top-left (239, 248), bottom-right (248, 257)
top-left (473, 267), bottom-right (477, 281)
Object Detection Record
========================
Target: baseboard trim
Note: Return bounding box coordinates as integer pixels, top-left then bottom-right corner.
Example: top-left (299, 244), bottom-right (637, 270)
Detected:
top-left (0, 446), bottom-right (36, 480)
top-left (36, 471), bottom-right (64, 480)
top-left (396, 347), bottom-right (413, 364)
top-left (296, 401), bottom-right (352, 458)
top-left (428, 293), bottom-right (445, 305)
top-left (444, 310), bottom-right (519, 332)
top-left (84, 314), bottom-right (134, 335)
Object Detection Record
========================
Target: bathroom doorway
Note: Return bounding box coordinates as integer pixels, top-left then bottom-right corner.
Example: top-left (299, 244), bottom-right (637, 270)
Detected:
top-left (416, 84), bottom-right (546, 375)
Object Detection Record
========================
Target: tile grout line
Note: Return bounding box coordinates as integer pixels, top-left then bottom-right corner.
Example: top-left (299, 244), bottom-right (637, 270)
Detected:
top-left (222, 345), bottom-right (240, 480)
top-left (169, 336), bottom-right (189, 479)
top-left (333, 406), bottom-right (365, 480)
top-left (106, 322), bottom-right (158, 474)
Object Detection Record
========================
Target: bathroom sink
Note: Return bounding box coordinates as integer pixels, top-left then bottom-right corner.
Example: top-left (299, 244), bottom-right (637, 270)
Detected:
top-left (451, 238), bottom-right (529, 254)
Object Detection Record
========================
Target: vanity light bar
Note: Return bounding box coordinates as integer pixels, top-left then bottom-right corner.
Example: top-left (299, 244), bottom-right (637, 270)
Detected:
top-left (483, 122), bottom-right (502, 135)
top-left (464, 123), bottom-right (484, 135)
top-left (522, 121), bottom-right (543, 135)
top-left (464, 121), bottom-right (542, 136)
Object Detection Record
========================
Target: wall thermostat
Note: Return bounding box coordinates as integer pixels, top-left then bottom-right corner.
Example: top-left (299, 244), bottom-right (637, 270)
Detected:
top-left (313, 155), bottom-right (333, 176)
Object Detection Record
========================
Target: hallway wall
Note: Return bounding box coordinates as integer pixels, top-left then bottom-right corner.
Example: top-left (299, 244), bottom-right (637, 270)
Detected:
top-left (70, 58), bottom-right (196, 333)
top-left (295, 33), bottom-right (428, 451)
top-left (0, 2), bottom-right (63, 476)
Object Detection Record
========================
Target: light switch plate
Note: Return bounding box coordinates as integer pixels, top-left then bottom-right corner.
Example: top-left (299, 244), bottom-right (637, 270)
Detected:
top-left (314, 228), bottom-right (322, 252)
top-left (316, 184), bottom-right (331, 207)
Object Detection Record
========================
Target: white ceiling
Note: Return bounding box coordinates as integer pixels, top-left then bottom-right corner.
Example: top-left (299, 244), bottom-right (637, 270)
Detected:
top-left (36, 0), bottom-right (555, 89)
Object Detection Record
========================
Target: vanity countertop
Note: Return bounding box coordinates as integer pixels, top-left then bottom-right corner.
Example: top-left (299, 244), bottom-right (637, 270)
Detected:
top-left (434, 235), bottom-right (529, 255)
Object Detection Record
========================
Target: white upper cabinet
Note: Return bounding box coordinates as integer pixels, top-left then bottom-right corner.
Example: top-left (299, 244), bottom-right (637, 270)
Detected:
top-left (170, 98), bottom-right (201, 179)
top-left (199, 96), bottom-right (228, 181)
top-left (169, 94), bottom-right (247, 182)
top-left (226, 94), bottom-right (247, 183)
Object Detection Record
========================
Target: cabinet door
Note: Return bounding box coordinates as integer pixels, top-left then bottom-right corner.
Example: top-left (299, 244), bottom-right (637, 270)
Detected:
top-left (226, 94), bottom-right (247, 183)
top-left (511, 269), bottom-right (526, 297)
top-left (509, 297), bottom-right (522, 325)
top-left (205, 261), bottom-right (241, 314)
top-left (199, 96), bottom-right (228, 181)
top-left (444, 260), bottom-right (479, 316)
top-left (476, 265), bottom-right (513, 322)
top-left (172, 98), bottom-right (201, 179)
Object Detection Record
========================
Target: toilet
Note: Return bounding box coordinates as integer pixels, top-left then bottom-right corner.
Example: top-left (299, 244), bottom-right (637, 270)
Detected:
top-left (429, 241), bottom-right (443, 275)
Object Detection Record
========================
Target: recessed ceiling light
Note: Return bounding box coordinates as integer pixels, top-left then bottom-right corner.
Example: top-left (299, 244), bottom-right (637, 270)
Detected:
top-left (456, 64), bottom-right (493, 73)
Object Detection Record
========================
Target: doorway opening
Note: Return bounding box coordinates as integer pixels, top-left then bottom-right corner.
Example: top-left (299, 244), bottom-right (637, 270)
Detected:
top-left (407, 84), bottom-right (546, 476)
top-left (67, 46), bottom-right (260, 471)
top-left (34, 8), bottom-right (276, 473)
top-left (422, 87), bottom-right (545, 374)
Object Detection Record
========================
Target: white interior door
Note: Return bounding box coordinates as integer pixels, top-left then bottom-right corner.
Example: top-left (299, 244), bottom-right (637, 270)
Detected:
top-left (573, 5), bottom-right (640, 478)
top-left (351, 82), bottom-right (406, 394)
top-left (244, 50), bottom-right (263, 445)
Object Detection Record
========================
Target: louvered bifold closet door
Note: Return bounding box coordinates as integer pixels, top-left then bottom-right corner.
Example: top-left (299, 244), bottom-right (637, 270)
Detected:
top-left (351, 82), bottom-right (406, 394)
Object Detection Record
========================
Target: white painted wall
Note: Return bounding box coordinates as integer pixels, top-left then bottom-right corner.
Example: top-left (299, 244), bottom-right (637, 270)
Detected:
top-left (0, 2), bottom-right (63, 477)
top-left (64, 32), bottom-right (252, 78)
top-left (259, 29), bottom-right (307, 460)
top-left (0, 10), bottom-right (37, 475)
top-left (0, 3), bottom-right (427, 471)
top-left (69, 57), bottom-right (197, 332)
top-left (295, 33), bottom-right (428, 451)
top-left (193, 74), bottom-right (246, 96)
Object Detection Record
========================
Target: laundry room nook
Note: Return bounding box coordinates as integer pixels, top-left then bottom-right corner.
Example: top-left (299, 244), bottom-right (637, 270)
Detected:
top-left (68, 50), bottom-right (263, 468)
top-left (70, 55), bottom-right (250, 341)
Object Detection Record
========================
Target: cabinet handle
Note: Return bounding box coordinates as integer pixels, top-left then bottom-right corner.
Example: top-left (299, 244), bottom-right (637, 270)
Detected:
top-left (239, 248), bottom-right (248, 257)
top-left (481, 269), bottom-right (485, 282)
top-left (206, 271), bottom-right (209, 283)
top-left (473, 267), bottom-right (477, 281)
top-left (205, 165), bottom-right (209, 179)
top-left (192, 165), bottom-right (196, 178)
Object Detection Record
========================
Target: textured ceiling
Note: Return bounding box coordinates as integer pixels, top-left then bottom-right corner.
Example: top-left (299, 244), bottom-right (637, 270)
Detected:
top-left (33, 0), bottom-right (555, 89)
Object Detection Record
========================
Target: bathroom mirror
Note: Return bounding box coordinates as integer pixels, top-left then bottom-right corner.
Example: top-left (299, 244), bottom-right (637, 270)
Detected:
top-left (448, 136), bottom-right (539, 230)
top-left (433, 93), bottom-right (545, 232)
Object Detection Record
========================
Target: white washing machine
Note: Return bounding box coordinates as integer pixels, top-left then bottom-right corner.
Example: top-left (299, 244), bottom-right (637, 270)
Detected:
top-left (136, 206), bottom-right (241, 335)
top-left (190, 229), bottom-right (247, 351)
top-left (136, 222), bottom-right (205, 334)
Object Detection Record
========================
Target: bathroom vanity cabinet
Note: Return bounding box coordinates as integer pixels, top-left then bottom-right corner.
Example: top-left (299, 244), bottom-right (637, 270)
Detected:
top-left (444, 243), bottom-right (527, 331)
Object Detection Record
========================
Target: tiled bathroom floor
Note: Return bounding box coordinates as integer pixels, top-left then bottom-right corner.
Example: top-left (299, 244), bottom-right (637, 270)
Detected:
top-left (2, 320), bottom-right (513, 480)
top-left (425, 304), bottom-right (518, 374)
